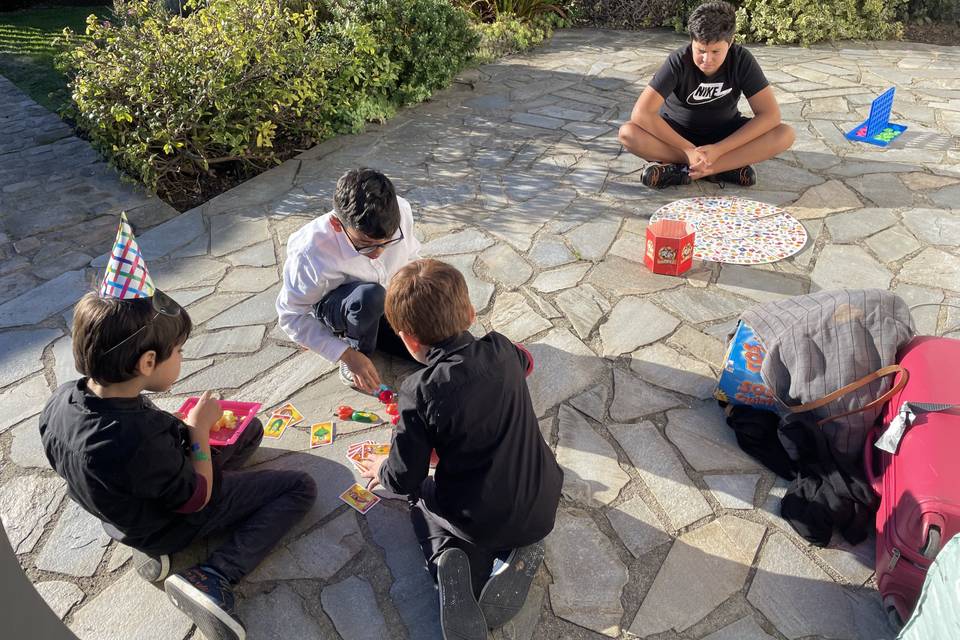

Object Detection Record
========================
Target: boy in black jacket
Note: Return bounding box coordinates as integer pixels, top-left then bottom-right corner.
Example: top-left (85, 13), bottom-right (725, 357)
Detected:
top-left (619, 1), bottom-right (794, 188)
top-left (360, 258), bottom-right (563, 640)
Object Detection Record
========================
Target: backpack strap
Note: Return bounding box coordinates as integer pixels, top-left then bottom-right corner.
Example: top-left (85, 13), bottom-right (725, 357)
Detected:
top-left (787, 365), bottom-right (909, 426)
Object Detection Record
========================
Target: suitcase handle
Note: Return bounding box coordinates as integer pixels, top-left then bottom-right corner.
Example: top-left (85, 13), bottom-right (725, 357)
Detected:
top-left (864, 428), bottom-right (883, 496)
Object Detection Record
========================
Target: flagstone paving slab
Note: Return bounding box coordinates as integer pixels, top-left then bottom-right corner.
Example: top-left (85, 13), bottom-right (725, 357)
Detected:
top-left (599, 297), bottom-right (679, 358)
top-left (705, 474), bottom-right (761, 510)
top-left (321, 576), bottom-right (390, 640)
top-left (556, 405), bottom-right (629, 507)
top-left (35, 581), bottom-right (84, 620)
top-left (35, 500), bottom-right (112, 577)
top-left (0, 474), bottom-right (67, 553)
top-left (0, 327), bottom-right (61, 388)
top-left (609, 368), bottom-right (685, 422)
top-left (629, 343), bottom-right (716, 399)
top-left (555, 284), bottom-right (610, 340)
top-left (606, 496), bottom-right (671, 557)
top-left (568, 384), bottom-right (608, 422)
top-left (489, 292), bottom-right (552, 342)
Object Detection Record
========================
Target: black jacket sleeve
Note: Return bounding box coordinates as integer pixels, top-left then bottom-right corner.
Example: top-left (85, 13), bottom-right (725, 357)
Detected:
top-left (378, 387), bottom-right (432, 497)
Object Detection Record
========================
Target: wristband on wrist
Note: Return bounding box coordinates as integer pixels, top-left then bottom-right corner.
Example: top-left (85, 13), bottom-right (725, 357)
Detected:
top-left (190, 442), bottom-right (209, 461)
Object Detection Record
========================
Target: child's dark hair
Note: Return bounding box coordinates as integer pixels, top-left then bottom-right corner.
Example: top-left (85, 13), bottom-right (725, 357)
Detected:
top-left (688, 1), bottom-right (737, 43)
top-left (385, 259), bottom-right (472, 346)
top-left (333, 168), bottom-right (400, 240)
top-left (72, 292), bottom-right (192, 384)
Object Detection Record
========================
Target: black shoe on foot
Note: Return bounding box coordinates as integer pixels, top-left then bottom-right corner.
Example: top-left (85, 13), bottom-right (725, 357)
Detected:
top-left (133, 550), bottom-right (170, 583)
top-left (164, 565), bottom-right (246, 640)
top-left (641, 163), bottom-right (691, 188)
top-left (708, 165), bottom-right (757, 187)
top-left (478, 541), bottom-right (544, 629)
top-left (438, 549), bottom-right (488, 640)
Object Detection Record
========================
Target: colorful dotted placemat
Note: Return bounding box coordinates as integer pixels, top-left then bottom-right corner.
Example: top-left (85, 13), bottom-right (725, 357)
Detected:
top-left (650, 197), bottom-right (808, 265)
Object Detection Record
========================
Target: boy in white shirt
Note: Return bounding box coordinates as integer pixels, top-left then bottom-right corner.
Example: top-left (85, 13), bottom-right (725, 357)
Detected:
top-left (276, 168), bottom-right (421, 393)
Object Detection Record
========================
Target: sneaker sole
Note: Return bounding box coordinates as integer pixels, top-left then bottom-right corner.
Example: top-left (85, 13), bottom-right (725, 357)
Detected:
top-left (478, 542), bottom-right (544, 629)
top-left (164, 575), bottom-right (245, 640)
top-left (438, 549), bottom-right (488, 640)
top-left (135, 553), bottom-right (170, 583)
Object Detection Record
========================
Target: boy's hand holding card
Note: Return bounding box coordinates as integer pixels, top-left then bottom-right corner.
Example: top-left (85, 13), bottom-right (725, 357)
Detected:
top-left (358, 453), bottom-right (389, 491)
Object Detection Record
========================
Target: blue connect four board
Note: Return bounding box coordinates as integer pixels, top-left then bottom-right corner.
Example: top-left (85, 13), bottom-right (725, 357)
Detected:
top-left (845, 87), bottom-right (907, 147)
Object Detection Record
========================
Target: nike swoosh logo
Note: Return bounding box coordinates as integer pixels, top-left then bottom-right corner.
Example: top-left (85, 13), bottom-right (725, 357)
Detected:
top-left (687, 87), bottom-right (733, 105)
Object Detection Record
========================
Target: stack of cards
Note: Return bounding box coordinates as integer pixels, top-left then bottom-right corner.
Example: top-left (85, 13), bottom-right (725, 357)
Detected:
top-left (339, 483), bottom-right (380, 514)
top-left (310, 421), bottom-right (334, 448)
top-left (345, 441), bottom-right (391, 471)
top-left (263, 402), bottom-right (304, 439)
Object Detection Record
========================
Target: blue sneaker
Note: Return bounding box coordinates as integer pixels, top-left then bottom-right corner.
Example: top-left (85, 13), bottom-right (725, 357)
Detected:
top-left (164, 565), bottom-right (245, 640)
top-left (437, 549), bottom-right (488, 640)
top-left (478, 541), bottom-right (544, 629)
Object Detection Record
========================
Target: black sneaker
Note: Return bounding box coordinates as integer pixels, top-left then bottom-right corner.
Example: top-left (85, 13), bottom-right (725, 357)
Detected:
top-left (478, 542), bottom-right (544, 629)
top-left (437, 549), bottom-right (488, 640)
top-left (164, 565), bottom-right (246, 640)
top-left (641, 163), bottom-right (691, 188)
top-left (133, 550), bottom-right (170, 583)
top-left (708, 165), bottom-right (757, 187)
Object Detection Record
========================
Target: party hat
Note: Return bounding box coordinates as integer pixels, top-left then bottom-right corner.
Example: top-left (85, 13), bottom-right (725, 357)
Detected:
top-left (99, 212), bottom-right (156, 300)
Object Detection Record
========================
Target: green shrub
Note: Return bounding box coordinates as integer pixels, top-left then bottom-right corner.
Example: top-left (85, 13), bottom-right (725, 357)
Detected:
top-left (473, 13), bottom-right (560, 62)
top-left (325, 0), bottom-right (479, 104)
top-left (463, 0), bottom-right (569, 23)
top-left (736, 0), bottom-right (907, 45)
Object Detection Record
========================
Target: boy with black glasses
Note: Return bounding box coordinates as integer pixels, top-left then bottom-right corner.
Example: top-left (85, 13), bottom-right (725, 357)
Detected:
top-left (276, 168), bottom-right (422, 393)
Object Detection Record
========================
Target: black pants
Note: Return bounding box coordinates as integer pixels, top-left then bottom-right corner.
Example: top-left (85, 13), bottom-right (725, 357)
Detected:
top-left (128, 420), bottom-right (317, 583)
top-left (314, 281), bottom-right (411, 359)
top-left (409, 478), bottom-right (504, 598)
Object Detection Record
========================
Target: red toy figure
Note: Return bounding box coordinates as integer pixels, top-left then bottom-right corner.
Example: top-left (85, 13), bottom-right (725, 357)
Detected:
top-left (379, 389), bottom-right (395, 404)
top-left (391, 415), bottom-right (400, 426)
top-left (336, 405), bottom-right (354, 420)
top-left (385, 403), bottom-right (399, 416)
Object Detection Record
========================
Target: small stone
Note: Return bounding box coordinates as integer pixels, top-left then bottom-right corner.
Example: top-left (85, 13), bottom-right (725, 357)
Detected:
top-left (564, 218), bottom-right (620, 261)
top-left (182, 325), bottom-right (265, 359)
top-left (35, 500), bottom-right (111, 577)
top-left (479, 244), bottom-right (533, 289)
top-left (0, 327), bottom-right (61, 388)
top-left (825, 208), bottom-right (897, 243)
top-left (629, 516), bottom-right (765, 635)
top-left (530, 263), bottom-right (591, 293)
top-left (606, 496), bottom-right (671, 557)
top-left (901, 208), bottom-right (960, 245)
top-left (489, 292), bottom-right (552, 342)
top-left (0, 375), bottom-right (49, 433)
top-left (321, 576), bottom-right (389, 640)
top-left (866, 226), bottom-right (921, 263)
top-left (545, 509), bottom-right (628, 637)
top-left (599, 298), bottom-right (680, 358)
top-left (423, 229), bottom-right (494, 256)
top-left (555, 284), bottom-right (609, 339)
top-left (717, 265), bottom-right (806, 304)
top-left (0, 269), bottom-right (88, 328)
top-left (702, 616), bottom-right (775, 640)
top-left (238, 583), bottom-right (328, 639)
top-left (787, 180), bottom-right (861, 219)
top-left (667, 325), bottom-right (726, 368)
top-left (629, 343), bottom-right (716, 399)
top-left (657, 287), bottom-right (745, 324)
top-left (246, 510), bottom-right (363, 581)
top-left (665, 404), bottom-right (764, 472)
top-left (569, 384), bottom-right (608, 422)
top-left (0, 475), bottom-right (67, 553)
top-left (35, 581), bottom-right (84, 620)
top-left (444, 254), bottom-right (495, 314)
top-left (610, 422), bottom-right (712, 530)
top-left (899, 248), bottom-right (960, 292)
top-left (205, 287), bottom-right (281, 329)
top-left (10, 418), bottom-right (48, 468)
top-left (609, 368), bottom-right (684, 422)
top-left (556, 405), bottom-right (629, 506)
top-left (169, 345), bottom-right (294, 395)
top-left (528, 237), bottom-right (576, 268)
top-left (526, 328), bottom-right (607, 416)
top-left (705, 474), bottom-right (760, 510)
top-left (225, 240), bottom-right (277, 267)
top-left (219, 266), bottom-right (279, 293)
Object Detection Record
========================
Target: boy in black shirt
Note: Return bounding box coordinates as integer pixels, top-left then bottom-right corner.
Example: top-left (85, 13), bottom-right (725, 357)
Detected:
top-left (618, 1), bottom-right (795, 188)
top-left (359, 259), bottom-right (563, 640)
top-left (40, 216), bottom-right (316, 640)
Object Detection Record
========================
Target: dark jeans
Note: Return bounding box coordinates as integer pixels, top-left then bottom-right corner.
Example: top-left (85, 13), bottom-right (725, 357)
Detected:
top-left (409, 478), bottom-right (505, 598)
top-left (127, 420), bottom-right (317, 583)
top-left (314, 281), bottom-right (411, 359)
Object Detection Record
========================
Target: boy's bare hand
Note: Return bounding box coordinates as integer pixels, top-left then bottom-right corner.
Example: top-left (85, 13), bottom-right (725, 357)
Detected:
top-left (684, 147), bottom-right (708, 171)
top-left (340, 348), bottom-right (381, 394)
top-left (695, 144), bottom-right (722, 168)
top-left (359, 454), bottom-right (388, 491)
top-left (186, 390), bottom-right (222, 433)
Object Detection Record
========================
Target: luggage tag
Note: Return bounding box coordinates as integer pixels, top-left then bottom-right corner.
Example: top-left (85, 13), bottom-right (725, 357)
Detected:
top-left (876, 402), bottom-right (960, 454)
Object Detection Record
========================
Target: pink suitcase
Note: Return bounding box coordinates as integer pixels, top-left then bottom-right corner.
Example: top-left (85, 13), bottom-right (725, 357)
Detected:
top-left (865, 336), bottom-right (960, 627)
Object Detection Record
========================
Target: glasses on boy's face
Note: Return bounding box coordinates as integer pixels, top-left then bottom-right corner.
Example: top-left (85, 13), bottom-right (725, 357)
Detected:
top-left (101, 290), bottom-right (181, 355)
top-left (341, 222), bottom-right (404, 256)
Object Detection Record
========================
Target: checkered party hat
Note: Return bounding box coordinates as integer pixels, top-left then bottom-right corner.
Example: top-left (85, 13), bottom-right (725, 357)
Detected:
top-left (99, 212), bottom-right (156, 300)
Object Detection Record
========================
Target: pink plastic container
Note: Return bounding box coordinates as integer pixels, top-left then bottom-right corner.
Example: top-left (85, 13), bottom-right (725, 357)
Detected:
top-left (174, 398), bottom-right (262, 447)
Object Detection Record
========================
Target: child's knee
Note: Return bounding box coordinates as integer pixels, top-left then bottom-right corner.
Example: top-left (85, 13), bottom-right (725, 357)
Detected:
top-left (295, 473), bottom-right (318, 504)
top-left (618, 121), bottom-right (639, 145)
top-left (776, 123), bottom-right (796, 150)
top-left (353, 283), bottom-right (387, 313)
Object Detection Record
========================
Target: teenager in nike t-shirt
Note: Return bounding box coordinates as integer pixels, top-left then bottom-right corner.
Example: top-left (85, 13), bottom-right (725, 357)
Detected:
top-left (618, 1), bottom-right (795, 188)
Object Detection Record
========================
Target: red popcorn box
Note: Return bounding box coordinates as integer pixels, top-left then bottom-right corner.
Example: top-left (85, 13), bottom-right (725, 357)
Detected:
top-left (644, 220), bottom-right (695, 276)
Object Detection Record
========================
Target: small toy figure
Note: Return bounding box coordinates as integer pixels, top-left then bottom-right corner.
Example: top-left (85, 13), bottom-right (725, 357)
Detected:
top-left (391, 415), bottom-right (400, 426)
top-left (335, 405), bottom-right (381, 423)
top-left (378, 387), bottom-right (396, 404)
top-left (336, 405), bottom-right (354, 420)
top-left (385, 403), bottom-right (399, 416)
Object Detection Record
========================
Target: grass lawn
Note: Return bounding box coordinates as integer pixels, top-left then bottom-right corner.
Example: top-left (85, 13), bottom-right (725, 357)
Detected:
top-left (0, 6), bottom-right (107, 113)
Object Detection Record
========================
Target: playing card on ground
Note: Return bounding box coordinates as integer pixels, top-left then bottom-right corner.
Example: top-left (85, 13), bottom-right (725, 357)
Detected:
top-left (310, 422), bottom-right (334, 448)
top-left (263, 413), bottom-right (292, 439)
top-left (339, 483), bottom-right (381, 514)
top-left (273, 402), bottom-right (304, 426)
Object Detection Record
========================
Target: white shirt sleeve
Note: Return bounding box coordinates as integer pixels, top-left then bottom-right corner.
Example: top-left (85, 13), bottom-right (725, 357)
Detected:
top-left (399, 197), bottom-right (422, 260)
top-left (276, 250), bottom-right (349, 364)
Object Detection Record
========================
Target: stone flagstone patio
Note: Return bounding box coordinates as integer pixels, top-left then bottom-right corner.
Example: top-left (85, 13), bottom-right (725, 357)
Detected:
top-left (2, 27), bottom-right (960, 640)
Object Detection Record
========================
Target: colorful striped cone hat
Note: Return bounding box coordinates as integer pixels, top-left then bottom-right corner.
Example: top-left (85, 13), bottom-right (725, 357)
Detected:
top-left (99, 212), bottom-right (156, 300)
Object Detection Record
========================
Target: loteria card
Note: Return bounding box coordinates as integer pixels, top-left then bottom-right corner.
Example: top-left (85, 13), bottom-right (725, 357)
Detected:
top-left (273, 402), bottom-right (304, 427)
top-left (263, 413), bottom-right (292, 439)
top-left (339, 483), bottom-right (380, 514)
top-left (310, 422), bottom-right (334, 448)
top-left (370, 443), bottom-right (391, 456)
